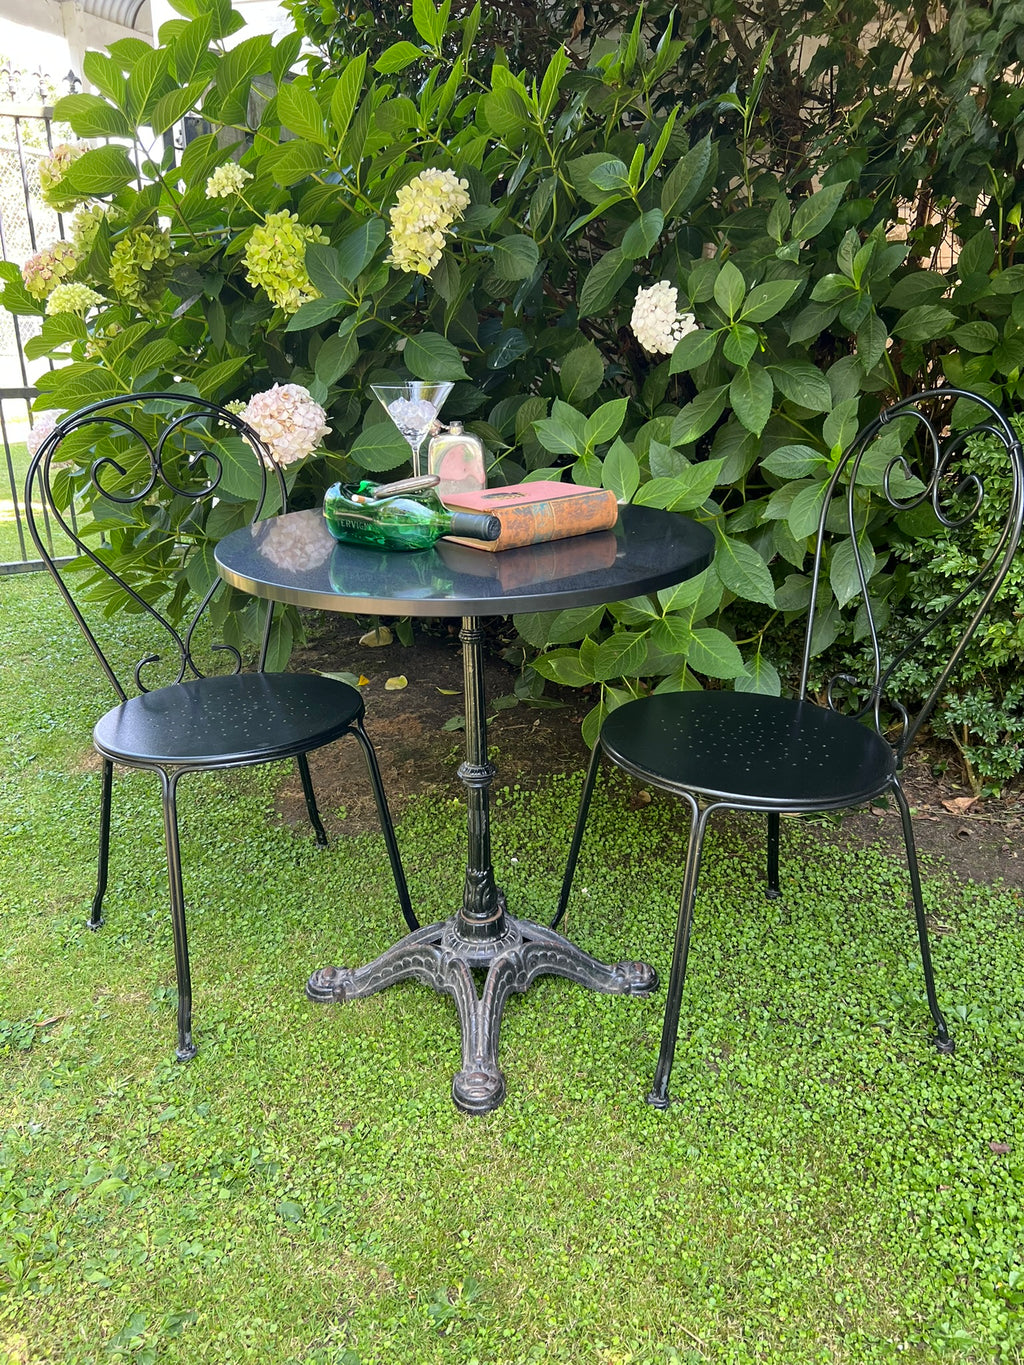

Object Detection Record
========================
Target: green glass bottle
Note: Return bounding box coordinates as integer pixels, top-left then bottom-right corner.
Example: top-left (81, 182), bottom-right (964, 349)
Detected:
top-left (323, 475), bottom-right (501, 552)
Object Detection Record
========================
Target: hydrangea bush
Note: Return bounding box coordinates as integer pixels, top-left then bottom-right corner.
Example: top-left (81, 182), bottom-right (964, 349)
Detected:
top-left (5, 0), bottom-right (1024, 771)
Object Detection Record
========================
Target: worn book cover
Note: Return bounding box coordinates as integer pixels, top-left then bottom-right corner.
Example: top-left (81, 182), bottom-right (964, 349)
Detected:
top-left (442, 480), bottom-right (619, 551)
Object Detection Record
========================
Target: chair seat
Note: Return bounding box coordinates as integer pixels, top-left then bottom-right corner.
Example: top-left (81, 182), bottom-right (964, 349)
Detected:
top-left (600, 690), bottom-right (897, 808)
top-left (93, 672), bottom-right (364, 768)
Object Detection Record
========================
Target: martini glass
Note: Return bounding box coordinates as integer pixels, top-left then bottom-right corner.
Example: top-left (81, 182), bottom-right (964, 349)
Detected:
top-left (370, 381), bottom-right (454, 479)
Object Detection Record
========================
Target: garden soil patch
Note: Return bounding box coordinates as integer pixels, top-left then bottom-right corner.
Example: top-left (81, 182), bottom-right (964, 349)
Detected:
top-left (276, 610), bottom-right (1024, 892)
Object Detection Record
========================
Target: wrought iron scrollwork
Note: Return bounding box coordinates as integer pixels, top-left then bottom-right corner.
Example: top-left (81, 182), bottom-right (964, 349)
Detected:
top-left (803, 388), bottom-right (1024, 764)
top-left (25, 393), bottom-right (284, 702)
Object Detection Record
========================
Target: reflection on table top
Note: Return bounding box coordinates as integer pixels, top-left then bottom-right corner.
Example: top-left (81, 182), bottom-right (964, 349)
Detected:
top-left (215, 503), bottom-right (715, 618)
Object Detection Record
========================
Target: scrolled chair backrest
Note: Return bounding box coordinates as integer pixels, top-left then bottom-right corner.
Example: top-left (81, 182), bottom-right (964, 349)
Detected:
top-left (799, 387), bottom-right (1024, 761)
top-left (25, 392), bottom-right (287, 703)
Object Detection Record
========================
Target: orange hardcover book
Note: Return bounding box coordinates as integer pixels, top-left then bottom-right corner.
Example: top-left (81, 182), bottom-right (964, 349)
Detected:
top-left (441, 480), bottom-right (619, 551)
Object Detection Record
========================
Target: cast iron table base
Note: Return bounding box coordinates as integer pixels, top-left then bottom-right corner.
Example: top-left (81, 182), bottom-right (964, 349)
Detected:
top-left (305, 616), bottom-right (658, 1114)
top-left (306, 905), bottom-right (657, 1114)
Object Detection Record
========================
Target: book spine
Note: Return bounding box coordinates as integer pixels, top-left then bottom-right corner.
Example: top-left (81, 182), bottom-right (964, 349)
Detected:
top-left (444, 491), bottom-right (618, 551)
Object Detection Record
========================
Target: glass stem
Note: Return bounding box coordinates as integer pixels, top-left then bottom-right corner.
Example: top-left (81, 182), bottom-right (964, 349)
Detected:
top-left (411, 438), bottom-right (425, 479)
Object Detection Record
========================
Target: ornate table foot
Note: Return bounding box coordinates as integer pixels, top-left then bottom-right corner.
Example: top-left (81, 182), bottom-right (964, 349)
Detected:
top-left (306, 916), bottom-right (658, 1114)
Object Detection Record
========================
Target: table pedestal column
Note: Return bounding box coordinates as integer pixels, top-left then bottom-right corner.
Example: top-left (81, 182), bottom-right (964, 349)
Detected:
top-left (306, 616), bottom-right (657, 1114)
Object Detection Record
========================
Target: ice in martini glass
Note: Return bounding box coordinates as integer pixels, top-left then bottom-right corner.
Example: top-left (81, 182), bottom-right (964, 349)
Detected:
top-left (369, 381), bottom-right (454, 479)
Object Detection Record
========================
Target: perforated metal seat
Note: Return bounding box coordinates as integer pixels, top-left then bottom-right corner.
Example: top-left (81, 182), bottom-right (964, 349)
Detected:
top-left (26, 393), bottom-right (416, 1062)
top-left (554, 389), bottom-right (1024, 1108)
top-left (600, 691), bottom-right (896, 808)
top-left (93, 672), bottom-right (366, 768)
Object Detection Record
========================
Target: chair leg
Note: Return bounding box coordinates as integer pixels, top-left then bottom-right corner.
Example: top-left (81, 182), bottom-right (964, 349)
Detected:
top-left (649, 798), bottom-right (711, 1110)
top-left (296, 753), bottom-right (328, 847)
top-left (159, 769), bottom-right (197, 1062)
top-left (766, 811), bottom-right (781, 899)
top-left (551, 740), bottom-right (603, 931)
top-left (89, 758), bottom-right (114, 929)
top-left (351, 721), bottom-right (418, 932)
top-left (892, 781), bottom-right (955, 1054)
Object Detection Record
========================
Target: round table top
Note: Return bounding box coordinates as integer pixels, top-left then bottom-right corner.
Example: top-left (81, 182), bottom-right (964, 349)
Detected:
top-left (214, 503), bottom-right (715, 618)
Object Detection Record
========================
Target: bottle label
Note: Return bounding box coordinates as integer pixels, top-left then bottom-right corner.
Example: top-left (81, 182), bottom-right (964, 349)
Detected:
top-left (328, 513), bottom-right (374, 532)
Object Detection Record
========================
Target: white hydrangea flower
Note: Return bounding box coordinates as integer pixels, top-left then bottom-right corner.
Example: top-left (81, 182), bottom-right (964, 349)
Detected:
top-left (238, 383), bottom-right (330, 466)
top-left (26, 410), bottom-right (60, 458)
top-left (630, 281), bottom-right (699, 356)
top-left (206, 162), bottom-right (253, 199)
top-left (388, 167), bottom-right (471, 275)
top-left (45, 282), bottom-right (105, 315)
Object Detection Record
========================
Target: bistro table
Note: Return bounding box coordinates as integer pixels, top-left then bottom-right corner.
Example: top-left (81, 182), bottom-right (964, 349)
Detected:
top-left (216, 503), bottom-right (714, 1113)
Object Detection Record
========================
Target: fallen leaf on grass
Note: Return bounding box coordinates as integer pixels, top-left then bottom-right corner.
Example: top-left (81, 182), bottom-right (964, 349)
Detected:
top-left (942, 795), bottom-right (978, 814)
top-left (358, 626), bottom-right (393, 647)
top-left (436, 687), bottom-right (461, 695)
top-left (384, 675), bottom-right (408, 690)
top-left (320, 670), bottom-right (369, 687)
top-left (990, 1141), bottom-right (1011, 1154)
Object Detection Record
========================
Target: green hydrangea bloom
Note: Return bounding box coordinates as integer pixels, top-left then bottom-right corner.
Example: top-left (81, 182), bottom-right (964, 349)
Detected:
top-left (243, 210), bottom-right (328, 315)
top-left (70, 204), bottom-right (124, 261)
top-left (109, 227), bottom-right (174, 307)
top-left (45, 282), bottom-right (105, 316)
top-left (38, 143), bottom-right (87, 212)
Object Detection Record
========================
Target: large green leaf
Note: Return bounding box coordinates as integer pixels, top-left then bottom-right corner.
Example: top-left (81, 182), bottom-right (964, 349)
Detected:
top-left (374, 41), bottom-right (426, 73)
top-left (686, 627), bottom-right (746, 679)
top-left (348, 421), bottom-right (413, 472)
top-left (53, 93), bottom-right (134, 139)
top-left (265, 140), bottom-right (324, 187)
top-left (892, 305), bottom-right (957, 342)
top-left (633, 459), bottom-right (722, 512)
top-left (769, 362), bottom-right (832, 412)
top-left (277, 83), bottom-right (328, 146)
top-left (584, 399), bottom-right (627, 448)
top-left (593, 632), bottom-right (648, 681)
top-left (735, 655), bottom-right (782, 695)
top-left (578, 249), bottom-right (633, 318)
top-left (669, 328), bottom-right (718, 374)
top-left (532, 648), bottom-right (596, 687)
top-left (62, 146), bottom-right (137, 197)
top-left (284, 296), bottom-right (347, 331)
top-left (491, 235), bottom-right (540, 281)
top-left (829, 536), bottom-right (875, 607)
top-left (330, 52), bottom-right (367, 141)
top-left (740, 278), bottom-right (801, 323)
top-left (533, 401), bottom-right (586, 457)
top-left (791, 181), bottom-right (849, 241)
top-left (127, 45), bottom-right (177, 122)
top-left (729, 365), bottom-right (773, 435)
top-left (149, 80), bottom-right (209, 135)
top-left (713, 261), bottom-right (746, 319)
top-left (671, 387), bottom-right (727, 445)
top-left (601, 438), bottom-right (639, 503)
top-left (660, 135), bottom-right (712, 219)
top-left (404, 333), bottom-right (469, 382)
top-left (620, 209), bottom-right (664, 260)
top-left (713, 534), bottom-right (776, 606)
top-left (545, 606), bottom-right (607, 644)
top-left (559, 343), bottom-right (604, 404)
top-left (336, 219), bottom-right (386, 283)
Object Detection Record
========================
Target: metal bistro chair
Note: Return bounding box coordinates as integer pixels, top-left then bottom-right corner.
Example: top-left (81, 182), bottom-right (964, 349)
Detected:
top-left (554, 388), bottom-right (1024, 1108)
top-left (25, 392), bottom-right (417, 1061)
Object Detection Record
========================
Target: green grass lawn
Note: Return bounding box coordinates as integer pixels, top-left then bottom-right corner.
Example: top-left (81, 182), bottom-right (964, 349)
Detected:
top-left (0, 439), bottom-right (33, 567)
top-left (2, 570), bottom-right (1024, 1365)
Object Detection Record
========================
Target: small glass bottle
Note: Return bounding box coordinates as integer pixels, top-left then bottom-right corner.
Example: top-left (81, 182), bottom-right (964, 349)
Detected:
top-left (427, 421), bottom-right (487, 502)
top-left (323, 475), bottom-right (501, 552)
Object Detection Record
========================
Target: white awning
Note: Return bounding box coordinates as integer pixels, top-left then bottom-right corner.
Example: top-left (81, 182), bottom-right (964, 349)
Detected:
top-left (77, 0), bottom-right (150, 29)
